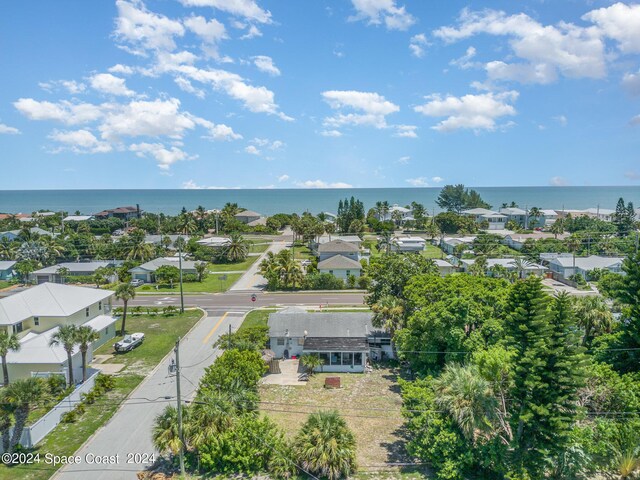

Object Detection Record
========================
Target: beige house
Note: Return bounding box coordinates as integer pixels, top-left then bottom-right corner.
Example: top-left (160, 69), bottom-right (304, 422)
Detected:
top-left (0, 283), bottom-right (117, 383)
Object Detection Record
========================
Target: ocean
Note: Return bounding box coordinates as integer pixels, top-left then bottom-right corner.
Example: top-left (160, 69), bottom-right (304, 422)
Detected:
top-left (0, 187), bottom-right (639, 217)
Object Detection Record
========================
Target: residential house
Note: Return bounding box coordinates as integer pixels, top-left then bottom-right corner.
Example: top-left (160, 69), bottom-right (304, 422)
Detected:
top-left (547, 255), bottom-right (624, 280)
top-left (0, 261), bottom-right (16, 281)
top-left (504, 232), bottom-right (569, 251)
top-left (557, 208), bottom-right (615, 222)
top-left (540, 209), bottom-right (559, 226)
top-left (129, 257), bottom-right (198, 283)
top-left (459, 258), bottom-right (546, 277)
top-left (0, 227), bottom-right (55, 240)
top-left (267, 308), bottom-right (392, 372)
top-left (317, 255), bottom-right (362, 281)
top-left (63, 215), bottom-right (94, 222)
top-left (1, 283), bottom-right (117, 382)
top-left (440, 236), bottom-right (476, 255)
top-left (234, 210), bottom-right (266, 227)
top-left (461, 208), bottom-right (507, 230)
top-left (391, 235), bottom-right (426, 252)
top-left (93, 206), bottom-right (141, 221)
top-left (144, 234), bottom-right (190, 248)
top-left (317, 239), bottom-right (360, 262)
top-left (196, 236), bottom-right (231, 248)
top-left (433, 259), bottom-right (455, 276)
top-left (315, 234), bottom-right (361, 247)
top-left (30, 261), bottom-right (121, 285)
top-left (499, 207), bottom-right (528, 226)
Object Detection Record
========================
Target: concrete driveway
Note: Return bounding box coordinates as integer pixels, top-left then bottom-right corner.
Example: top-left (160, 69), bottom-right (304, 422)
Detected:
top-left (229, 240), bottom-right (290, 292)
top-left (541, 277), bottom-right (598, 296)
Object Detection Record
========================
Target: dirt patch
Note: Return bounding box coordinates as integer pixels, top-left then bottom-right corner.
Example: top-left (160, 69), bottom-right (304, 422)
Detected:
top-left (259, 366), bottom-right (411, 469)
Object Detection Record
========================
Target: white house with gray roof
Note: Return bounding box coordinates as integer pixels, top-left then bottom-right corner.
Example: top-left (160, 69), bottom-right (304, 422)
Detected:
top-left (317, 255), bottom-right (362, 281)
top-left (317, 239), bottom-right (360, 262)
top-left (267, 308), bottom-right (392, 372)
top-left (30, 261), bottom-right (121, 284)
top-left (548, 255), bottom-right (624, 280)
top-left (0, 283), bottom-right (117, 383)
top-left (460, 258), bottom-right (546, 277)
top-left (129, 257), bottom-right (199, 283)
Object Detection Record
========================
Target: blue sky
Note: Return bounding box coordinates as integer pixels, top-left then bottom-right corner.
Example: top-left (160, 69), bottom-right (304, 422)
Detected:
top-left (1, 0), bottom-right (639, 190)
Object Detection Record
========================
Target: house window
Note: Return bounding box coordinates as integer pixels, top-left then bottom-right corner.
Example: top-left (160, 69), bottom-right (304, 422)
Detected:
top-left (277, 338), bottom-right (285, 346)
top-left (85, 307), bottom-right (90, 317)
top-left (98, 301), bottom-right (102, 311)
top-left (13, 322), bottom-right (23, 334)
top-left (346, 270), bottom-right (351, 276)
top-left (34, 317), bottom-right (40, 326)
top-left (105, 327), bottom-right (109, 334)
top-left (319, 352), bottom-right (330, 365)
top-left (342, 352), bottom-right (353, 366)
top-left (354, 353), bottom-right (363, 365)
top-left (330, 352), bottom-right (341, 365)
top-left (329, 270), bottom-right (334, 275)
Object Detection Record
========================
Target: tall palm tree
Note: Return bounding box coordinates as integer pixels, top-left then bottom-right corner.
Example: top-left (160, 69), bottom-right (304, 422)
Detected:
top-left (371, 295), bottom-right (405, 338)
top-left (178, 213), bottom-right (197, 235)
top-left (528, 206), bottom-right (542, 229)
top-left (74, 326), bottom-right (99, 382)
top-left (572, 296), bottom-right (613, 346)
top-left (549, 219), bottom-right (564, 239)
top-left (380, 200), bottom-right (390, 221)
top-left (152, 405), bottom-right (188, 456)
top-left (432, 363), bottom-right (498, 443)
top-left (187, 390), bottom-right (235, 449)
top-left (0, 332), bottom-right (21, 386)
top-left (374, 201), bottom-right (384, 220)
top-left (391, 209), bottom-right (403, 227)
top-left (115, 283), bottom-right (136, 336)
top-left (511, 257), bottom-right (533, 279)
top-left (377, 231), bottom-right (393, 255)
top-left (226, 233), bottom-right (249, 262)
top-left (5, 378), bottom-right (43, 453)
top-left (49, 325), bottom-right (78, 387)
top-left (294, 410), bottom-right (357, 480)
top-left (279, 258), bottom-right (304, 289)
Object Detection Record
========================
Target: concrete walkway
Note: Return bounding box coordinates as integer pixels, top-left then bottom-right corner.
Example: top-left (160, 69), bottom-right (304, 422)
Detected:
top-left (261, 359), bottom-right (308, 386)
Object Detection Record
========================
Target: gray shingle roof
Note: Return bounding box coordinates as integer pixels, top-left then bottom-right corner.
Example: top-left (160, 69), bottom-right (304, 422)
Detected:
top-left (268, 311), bottom-right (379, 338)
top-left (318, 239), bottom-right (359, 254)
top-left (33, 261), bottom-right (117, 275)
top-left (318, 255), bottom-right (362, 270)
top-left (130, 257), bottom-right (199, 272)
top-left (303, 337), bottom-right (369, 352)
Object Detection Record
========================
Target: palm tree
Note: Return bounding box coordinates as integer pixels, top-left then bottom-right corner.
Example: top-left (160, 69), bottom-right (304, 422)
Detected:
top-left (374, 201), bottom-right (384, 220)
top-left (56, 266), bottom-right (70, 284)
top-left (0, 237), bottom-right (16, 260)
top-left (511, 257), bottom-right (533, 279)
top-left (391, 209), bottom-right (403, 227)
top-left (294, 410), bottom-right (357, 480)
top-left (380, 201), bottom-right (390, 221)
top-left (549, 219), bottom-right (564, 239)
top-left (300, 354), bottom-right (325, 375)
top-left (178, 213), bottom-right (197, 235)
top-left (226, 233), bottom-right (249, 262)
top-left (115, 283), bottom-right (136, 336)
top-left (0, 332), bottom-right (21, 386)
top-left (5, 378), bottom-right (44, 453)
top-left (572, 296), bottom-right (613, 346)
top-left (377, 231), bottom-right (393, 255)
top-left (49, 325), bottom-right (78, 387)
top-left (371, 295), bottom-right (405, 338)
top-left (432, 363), bottom-right (498, 443)
top-left (74, 326), bottom-right (99, 382)
top-left (152, 405), bottom-right (188, 456)
top-left (187, 390), bottom-right (236, 449)
top-left (528, 206), bottom-right (542, 229)
top-left (0, 390), bottom-right (14, 453)
top-left (279, 258), bottom-right (304, 289)
top-left (195, 262), bottom-right (208, 282)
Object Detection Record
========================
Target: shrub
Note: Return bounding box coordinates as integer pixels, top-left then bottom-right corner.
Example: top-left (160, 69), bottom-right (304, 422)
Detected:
top-left (163, 305), bottom-right (178, 316)
top-left (346, 274), bottom-right (357, 288)
top-left (357, 275), bottom-right (372, 289)
top-left (303, 273), bottom-right (344, 290)
top-left (95, 373), bottom-right (116, 391)
top-left (61, 410), bottom-right (78, 423)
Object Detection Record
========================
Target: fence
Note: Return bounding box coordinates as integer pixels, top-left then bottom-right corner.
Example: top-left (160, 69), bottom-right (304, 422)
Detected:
top-left (4, 368), bottom-right (100, 450)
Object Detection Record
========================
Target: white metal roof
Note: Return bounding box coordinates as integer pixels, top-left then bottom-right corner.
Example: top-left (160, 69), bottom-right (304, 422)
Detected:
top-left (0, 283), bottom-right (114, 326)
top-left (550, 255), bottom-right (624, 270)
top-left (462, 208), bottom-right (497, 215)
top-left (0, 261), bottom-right (16, 271)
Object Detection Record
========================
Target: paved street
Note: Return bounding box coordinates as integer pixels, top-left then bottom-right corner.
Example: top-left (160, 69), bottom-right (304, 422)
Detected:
top-left (229, 239), bottom-right (289, 291)
top-left (55, 309), bottom-right (245, 480)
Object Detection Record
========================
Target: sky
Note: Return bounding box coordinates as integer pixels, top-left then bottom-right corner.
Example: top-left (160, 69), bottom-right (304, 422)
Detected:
top-left (1, 0), bottom-right (640, 190)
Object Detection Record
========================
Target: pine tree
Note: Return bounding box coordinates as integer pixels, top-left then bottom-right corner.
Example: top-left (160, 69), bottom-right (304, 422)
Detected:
top-left (613, 252), bottom-right (640, 372)
top-left (613, 197), bottom-right (629, 237)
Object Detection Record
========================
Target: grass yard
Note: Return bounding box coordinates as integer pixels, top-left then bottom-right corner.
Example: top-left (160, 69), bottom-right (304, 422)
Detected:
top-left (210, 255), bottom-right (260, 272)
top-left (0, 281), bottom-right (11, 290)
top-left (259, 366), bottom-right (413, 470)
top-left (293, 245), bottom-right (314, 260)
top-left (421, 244), bottom-right (444, 259)
top-left (238, 308), bottom-right (276, 332)
top-left (139, 272), bottom-right (241, 293)
top-left (249, 242), bottom-right (271, 253)
top-left (95, 309), bottom-right (203, 372)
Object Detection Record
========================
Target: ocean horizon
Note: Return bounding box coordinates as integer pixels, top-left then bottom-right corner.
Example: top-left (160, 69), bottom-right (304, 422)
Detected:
top-left (1, 186), bottom-right (639, 217)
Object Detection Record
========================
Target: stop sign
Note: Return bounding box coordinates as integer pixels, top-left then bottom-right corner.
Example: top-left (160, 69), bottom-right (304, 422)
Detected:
top-left (251, 294), bottom-right (257, 302)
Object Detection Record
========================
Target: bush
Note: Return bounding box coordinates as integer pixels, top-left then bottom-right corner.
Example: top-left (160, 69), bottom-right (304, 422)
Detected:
top-left (81, 390), bottom-right (98, 405)
top-left (163, 305), bottom-right (178, 316)
top-left (346, 274), bottom-right (357, 288)
top-left (183, 273), bottom-right (198, 283)
top-left (357, 275), bottom-right (372, 289)
top-left (303, 273), bottom-right (344, 290)
top-left (95, 373), bottom-right (116, 391)
top-left (45, 375), bottom-right (67, 397)
top-left (61, 410), bottom-right (78, 423)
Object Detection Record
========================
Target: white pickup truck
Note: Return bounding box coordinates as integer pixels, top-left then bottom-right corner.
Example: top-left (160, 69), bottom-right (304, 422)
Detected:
top-left (114, 333), bottom-right (145, 352)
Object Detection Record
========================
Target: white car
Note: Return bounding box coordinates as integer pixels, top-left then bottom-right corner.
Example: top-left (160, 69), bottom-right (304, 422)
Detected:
top-left (114, 333), bottom-right (145, 352)
top-left (130, 279), bottom-right (144, 287)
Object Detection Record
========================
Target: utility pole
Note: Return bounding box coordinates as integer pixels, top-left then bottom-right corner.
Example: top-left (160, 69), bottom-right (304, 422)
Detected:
top-left (177, 242), bottom-right (184, 314)
top-left (228, 324), bottom-right (232, 349)
top-left (174, 338), bottom-right (185, 477)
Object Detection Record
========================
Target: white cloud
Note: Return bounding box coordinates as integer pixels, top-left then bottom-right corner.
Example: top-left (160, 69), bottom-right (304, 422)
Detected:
top-left (450, 46), bottom-right (477, 70)
top-left (434, 8), bottom-right (606, 84)
top-left (174, 76), bottom-right (206, 98)
top-left (48, 129), bottom-right (112, 153)
top-left (114, 0), bottom-right (185, 54)
top-left (349, 0), bottom-right (415, 31)
top-left (630, 115), bottom-right (640, 126)
top-left (245, 145), bottom-right (260, 155)
top-left (252, 55), bottom-right (280, 76)
top-left (38, 80), bottom-right (86, 94)
top-left (320, 129), bottom-right (342, 137)
top-left (178, 0), bottom-right (272, 24)
top-left (108, 64), bottom-right (135, 75)
top-left (409, 33), bottom-right (429, 58)
top-left (406, 177), bottom-right (428, 187)
top-left (89, 73), bottom-right (135, 97)
top-left (396, 156), bottom-right (410, 164)
top-left (193, 117), bottom-right (242, 141)
top-left (277, 174), bottom-right (289, 182)
top-left (182, 179), bottom-right (240, 189)
top-left (549, 176), bottom-right (568, 186)
top-left (414, 90), bottom-right (518, 132)
top-left (130, 142), bottom-right (192, 169)
top-left (14, 98), bottom-right (103, 125)
top-left (583, 2), bottom-right (640, 54)
top-left (322, 90), bottom-right (399, 129)
top-left (295, 179), bottom-right (353, 189)
top-left (622, 70), bottom-right (640, 96)
top-left (394, 125), bottom-right (418, 138)
top-left (432, 176), bottom-right (444, 183)
top-left (553, 115), bottom-right (568, 126)
top-left (240, 24), bottom-right (263, 40)
top-left (184, 15), bottom-right (226, 43)
top-left (0, 123), bottom-right (20, 135)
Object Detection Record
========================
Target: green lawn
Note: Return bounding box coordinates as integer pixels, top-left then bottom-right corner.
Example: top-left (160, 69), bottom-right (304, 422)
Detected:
top-left (238, 308), bottom-right (276, 332)
top-left (421, 244), bottom-right (444, 259)
top-left (293, 245), bottom-right (314, 260)
top-left (138, 272), bottom-right (242, 293)
top-left (0, 281), bottom-right (11, 290)
top-left (95, 310), bottom-right (203, 371)
top-left (210, 255), bottom-right (260, 272)
top-left (249, 242), bottom-right (271, 253)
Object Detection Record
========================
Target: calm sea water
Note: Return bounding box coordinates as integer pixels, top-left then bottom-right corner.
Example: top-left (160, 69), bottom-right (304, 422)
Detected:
top-left (0, 187), bottom-right (639, 216)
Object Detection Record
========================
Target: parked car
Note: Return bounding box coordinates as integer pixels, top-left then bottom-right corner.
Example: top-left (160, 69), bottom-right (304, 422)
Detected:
top-left (130, 279), bottom-right (144, 287)
top-left (114, 333), bottom-right (145, 352)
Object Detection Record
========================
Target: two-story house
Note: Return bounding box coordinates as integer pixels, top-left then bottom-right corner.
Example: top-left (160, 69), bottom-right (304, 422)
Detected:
top-left (1, 283), bottom-right (117, 383)
top-left (317, 239), bottom-right (362, 281)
